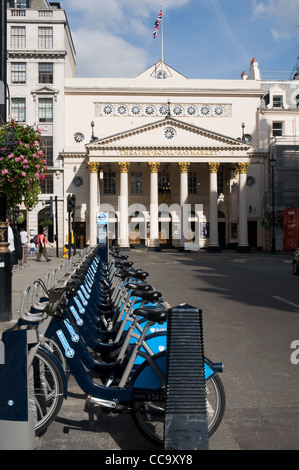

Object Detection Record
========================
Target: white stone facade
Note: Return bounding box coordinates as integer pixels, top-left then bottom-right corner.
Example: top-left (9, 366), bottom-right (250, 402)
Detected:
top-left (6, 0), bottom-right (75, 245)
top-left (62, 63), bottom-right (266, 251)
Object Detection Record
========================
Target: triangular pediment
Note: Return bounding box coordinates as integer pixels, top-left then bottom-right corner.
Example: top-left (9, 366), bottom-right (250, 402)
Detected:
top-left (86, 116), bottom-right (250, 151)
top-left (31, 86), bottom-right (60, 99)
top-left (135, 61), bottom-right (188, 81)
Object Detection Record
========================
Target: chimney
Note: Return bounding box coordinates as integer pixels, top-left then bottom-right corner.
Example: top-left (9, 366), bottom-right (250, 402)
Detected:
top-left (248, 57), bottom-right (261, 80)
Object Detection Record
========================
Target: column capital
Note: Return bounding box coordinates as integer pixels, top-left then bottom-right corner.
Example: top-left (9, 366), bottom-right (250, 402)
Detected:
top-left (87, 162), bottom-right (100, 173)
top-left (178, 162), bottom-right (190, 173)
top-left (236, 162), bottom-right (249, 174)
top-left (118, 162), bottom-right (130, 173)
top-left (208, 162), bottom-right (220, 173)
top-left (148, 162), bottom-right (160, 173)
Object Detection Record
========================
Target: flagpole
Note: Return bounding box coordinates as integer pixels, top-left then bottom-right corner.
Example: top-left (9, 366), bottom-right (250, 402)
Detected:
top-left (161, 5), bottom-right (164, 79)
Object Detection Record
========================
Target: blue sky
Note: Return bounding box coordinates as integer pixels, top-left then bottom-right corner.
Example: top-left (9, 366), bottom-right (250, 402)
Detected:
top-left (61, 0), bottom-right (299, 79)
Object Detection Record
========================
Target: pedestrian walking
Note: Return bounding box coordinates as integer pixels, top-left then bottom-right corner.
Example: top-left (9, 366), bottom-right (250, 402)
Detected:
top-left (6, 218), bottom-right (16, 271)
top-left (36, 229), bottom-right (51, 262)
top-left (20, 227), bottom-right (28, 266)
top-left (30, 239), bottom-right (36, 257)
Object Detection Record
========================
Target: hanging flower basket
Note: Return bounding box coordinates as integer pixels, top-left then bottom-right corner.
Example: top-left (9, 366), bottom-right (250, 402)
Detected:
top-left (0, 120), bottom-right (47, 210)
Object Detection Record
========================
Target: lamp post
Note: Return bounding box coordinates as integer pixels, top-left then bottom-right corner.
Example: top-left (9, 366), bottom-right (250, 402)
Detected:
top-left (0, 0), bottom-right (7, 124)
top-left (0, 0), bottom-right (11, 321)
top-left (270, 156), bottom-right (276, 253)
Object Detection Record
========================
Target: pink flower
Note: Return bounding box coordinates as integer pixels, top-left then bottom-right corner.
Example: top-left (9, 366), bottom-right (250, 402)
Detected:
top-left (8, 154), bottom-right (13, 159)
top-left (15, 157), bottom-right (20, 162)
top-left (23, 158), bottom-right (28, 164)
top-left (22, 172), bottom-right (26, 177)
top-left (34, 141), bottom-right (39, 146)
top-left (25, 143), bottom-right (30, 148)
top-left (1, 169), bottom-right (8, 174)
top-left (34, 173), bottom-right (40, 178)
top-left (40, 174), bottom-right (45, 179)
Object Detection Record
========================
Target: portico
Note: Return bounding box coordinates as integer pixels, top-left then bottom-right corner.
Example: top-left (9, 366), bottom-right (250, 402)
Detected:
top-left (85, 117), bottom-right (252, 251)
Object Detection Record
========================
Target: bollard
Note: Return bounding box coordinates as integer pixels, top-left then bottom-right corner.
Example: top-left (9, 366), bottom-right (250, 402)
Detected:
top-left (164, 304), bottom-right (209, 450)
top-left (0, 325), bottom-right (39, 450)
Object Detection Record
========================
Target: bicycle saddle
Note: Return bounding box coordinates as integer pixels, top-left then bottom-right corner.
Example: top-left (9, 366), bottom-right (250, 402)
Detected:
top-left (131, 289), bottom-right (162, 302)
top-left (124, 269), bottom-right (149, 280)
top-left (133, 306), bottom-right (167, 324)
top-left (126, 282), bottom-right (151, 291)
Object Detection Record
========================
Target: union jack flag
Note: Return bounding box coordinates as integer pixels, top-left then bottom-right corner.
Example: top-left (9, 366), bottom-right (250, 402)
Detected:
top-left (153, 9), bottom-right (162, 39)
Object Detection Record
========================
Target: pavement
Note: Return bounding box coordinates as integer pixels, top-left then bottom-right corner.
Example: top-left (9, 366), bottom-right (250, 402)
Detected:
top-left (0, 248), bottom-right (68, 334)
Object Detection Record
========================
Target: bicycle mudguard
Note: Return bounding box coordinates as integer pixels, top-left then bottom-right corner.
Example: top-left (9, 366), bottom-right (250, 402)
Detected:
top-left (134, 331), bottom-right (167, 365)
top-left (38, 344), bottom-right (68, 399)
top-left (132, 351), bottom-right (222, 390)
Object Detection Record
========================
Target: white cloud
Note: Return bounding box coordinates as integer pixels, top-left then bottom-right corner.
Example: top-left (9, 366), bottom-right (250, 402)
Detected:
top-left (72, 29), bottom-right (150, 78)
top-left (61, 0), bottom-right (191, 76)
top-left (252, 0), bottom-right (299, 42)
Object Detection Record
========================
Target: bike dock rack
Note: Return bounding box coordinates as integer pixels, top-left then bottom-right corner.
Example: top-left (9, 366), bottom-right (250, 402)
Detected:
top-left (165, 303), bottom-right (209, 450)
top-left (0, 324), bottom-right (39, 450)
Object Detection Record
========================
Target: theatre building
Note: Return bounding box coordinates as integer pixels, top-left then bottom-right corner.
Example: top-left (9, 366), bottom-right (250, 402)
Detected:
top-left (62, 60), bottom-right (268, 252)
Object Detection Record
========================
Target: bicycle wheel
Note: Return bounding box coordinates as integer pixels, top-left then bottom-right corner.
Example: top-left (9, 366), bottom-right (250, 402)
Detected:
top-left (28, 347), bottom-right (65, 436)
top-left (131, 374), bottom-right (225, 447)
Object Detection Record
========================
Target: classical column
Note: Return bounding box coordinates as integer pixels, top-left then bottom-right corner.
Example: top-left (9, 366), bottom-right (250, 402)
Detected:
top-left (236, 162), bottom-right (250, 252)
top-left (118, 162), bottom-right (130, 249)
top-left (87, 162), bottom-right (100, 246)
top-left (148, 162), bottom-right (161, 251)
top-left (178, 162), bottom-right (190, 249)
top-left (207, 163), bottom-right (221, 252)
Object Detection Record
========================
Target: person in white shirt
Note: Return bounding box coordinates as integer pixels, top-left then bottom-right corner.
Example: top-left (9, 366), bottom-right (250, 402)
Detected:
top-left (19, 227), bottom-right (28, 265)
top-left (6, 218), bottom-right (16, 269)
top-left (20, 227), bottom-right (28, 245)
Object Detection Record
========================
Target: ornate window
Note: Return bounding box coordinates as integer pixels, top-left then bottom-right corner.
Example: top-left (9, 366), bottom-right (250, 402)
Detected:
top-left (186, 105), bottom-right (197, 116)
top-left (104, 171), bottom-right (116, 194)
top-left (158, 104), bottom-right (169, 116)
top-left (130, 105), bottom-right (141, 116)
top-left (213, 105), bottom-right (225, 116)
top-left (42, 136), bottom-right (53, 166)
top-left (144, 105), bottom-right (155, 116)
top-left (11, 62), bottom-right (26, 84)
top-left (172, 105), bottom-right (183, 116)
top-left (11, 98), bottom-right (26, 122)
top-left (116, 105), bottom-right (128, 116)
top-left (103, 104), bottom-right (113, 115)
top-left (38, 27), bottom-right (53, 49)
top-left (74, 132), bottom-right (84, 143)
top-left (39, 98), bottom-right (53, 122)
top-left (164, 127), bottom-right (176, 140)
top-left (39, 63), bottom-right (53, 84)
top-left (40, 175), bottom-right (53, 194)
top-left (11, 26), bottom-right (26, 49)
top-left (200, 105), bottom-right (211, 116)
top-left (188, 171), bottom-right (197, 194)
top-left (130, 172), bottom-right (143, 194)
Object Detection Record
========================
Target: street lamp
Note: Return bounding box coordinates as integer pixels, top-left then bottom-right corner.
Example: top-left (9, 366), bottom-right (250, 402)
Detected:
top-left (269, 156), bottom-right (276, 253)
